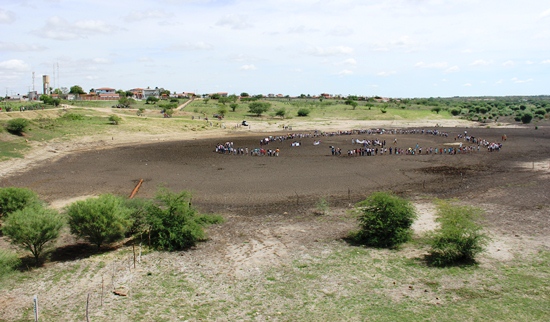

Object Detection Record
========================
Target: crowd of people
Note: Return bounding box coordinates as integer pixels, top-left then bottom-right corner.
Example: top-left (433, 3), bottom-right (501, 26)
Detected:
top-left (214, 127), bottom-right (504, 157)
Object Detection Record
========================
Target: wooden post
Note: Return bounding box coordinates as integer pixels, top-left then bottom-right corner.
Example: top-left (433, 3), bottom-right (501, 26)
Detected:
top-left (132, 243), bottom-right (136, 269)
top-left (101, 275), bottom-right (104, 307)
top-left (33, 295), bottom-right (38, 322)
top-left (86, 293), bottom-right (90, 322)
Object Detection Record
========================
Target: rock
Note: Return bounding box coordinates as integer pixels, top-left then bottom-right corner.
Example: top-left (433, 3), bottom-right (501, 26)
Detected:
top-left (113, 287), bottom-right (128, 296)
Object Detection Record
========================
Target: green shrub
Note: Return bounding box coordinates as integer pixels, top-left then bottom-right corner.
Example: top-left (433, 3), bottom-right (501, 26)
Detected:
top-left (0, 187), bottom-right (39, 217)
top-left (352, 191), bottom-right (417, 248)
top-left (2, 204), bottom-right (64, 265)
top-left (61, 113), bottom-right (85, 121)
top-left (275, 107), bottom-right (286, 118)
top-left (426, 201), bottom-right (489, 267)
top-left (146, 189), bottom-right (223, 251)
top-left (67, 194), bottom-right (132, 249)
top-left (0, 249), bottom-right (20, 276)
top-left (450, 108), bottom-right (460, 116)
top-left (108, 115), bottom-right (122, 125)
top-left (6, 118), bottom-right (30, 134)
top-left (521, 112), bottom-right (533, 124)
top-left (297, 108), bottom-right (310, 117)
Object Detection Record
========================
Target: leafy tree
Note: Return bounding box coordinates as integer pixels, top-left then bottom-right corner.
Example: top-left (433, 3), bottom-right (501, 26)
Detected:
top-left (426, 201), bottom-right (489, 267)
top-left (137, 107), bottom-right (145, 116)
top-left (230, 103), bottom-right (239, 112)
top-left (204, 98), bottom-right (210, 104)
top-left (69, 85), bottom-right (85, 95)
top-left (240, 92), bottom-right (249, 97)
top-left (210, 93), bottom-right (221, 100)
top-left (450, 108), bottom-right (460, 116)
top-left (431, 106), bottom-right (442, 114)
top-left (108, 115), bottom-right (122, 125)
top-left (350, 101), bottom-right (358, 110)
top-left (352, 191), bottom-right (416, 248)
top-left (297, 108), bottom-right (310, 117)
top-left (275, 107), bottom-right (286, 118)
top-left (146, 96), bottom-right (159, 104)
top-left (2, 204), bottom-right (64, 265)
top-left (228, 94), bottom-right (238, 103)
top-left (218, 97), bottom-right (229, 105)
top-left (125, 91), bottom-right (134, 98)
top-left (118, 96), bottom-right (135, 108)
top-left (248, 102), bottom-right (271, 116)
top-left (146, 189), bottom-right (223, 251)
top-left (6, 118), bottom-right (30, 135)
top-left (67, 194), bottom-right (132, 249)
top-left (521, 112), bottom-right (533, 124)
top-left (0, 187), bottom-right (39, 217)
top-left (217, 105), bottom-right (228, 117)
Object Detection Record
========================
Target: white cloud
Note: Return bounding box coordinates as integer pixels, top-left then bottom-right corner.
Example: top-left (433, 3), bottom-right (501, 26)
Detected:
top-left (92, 58), bottom-right (111, 64)
top-left (444, 66), bottom-right (460, 73)
top-left (377, 71), bottom-right (396, 77)
top-left (124, 10), bottom-right (174, 22)
top-left (502, 60), bottom-right (515, 67)
top-left (495, 79), bottom-right (504, 84)
top-left (511, 77), bottom-right (533, 83)
top-left (216, 14), bottom-right (252, 30)
top-left (326, 26), bottom-right (353, 37)
top-left (372, 36), bottom-right (418, 52)
top-left (307, 46), bottom-right (354, 56)
top-left (34, 16), bottom-right (119, 40)
top-left (463, 83), bottom-right (472, 87)
top-left (0, 59), bottom-right (30, 72)
top-left (415, 61), bottom-right (448, 69)
top-left (541, 60), bottom-right (550, 64)
top-left (526, 60), bottom-right (535, 65)
top-left (0, 42), bottom-right (47, 52)
top-left (167, 41), bottom-right (214, 51)
top-left (337, 69), bottom-right (353, 76)
top-left (470, 59), bottom-right (493, 66)
top-left (0, 9), bottom-right (16, 24)
top-left (336, 58), bottom-right (357, 66)
top-left (287, 25), bottom-right (318, 34)
top-left (539, 8), bottom-right (550, 19)
top-left (240, 64), bottom-right (257, 71)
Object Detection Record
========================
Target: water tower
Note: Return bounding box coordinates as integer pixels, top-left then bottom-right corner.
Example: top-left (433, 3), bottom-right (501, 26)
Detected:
top-left (42, 75), bottom-right (50, 95)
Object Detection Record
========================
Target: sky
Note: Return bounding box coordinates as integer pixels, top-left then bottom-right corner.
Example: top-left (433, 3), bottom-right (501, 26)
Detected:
top-left (1, 0), bottom-right (550, 98)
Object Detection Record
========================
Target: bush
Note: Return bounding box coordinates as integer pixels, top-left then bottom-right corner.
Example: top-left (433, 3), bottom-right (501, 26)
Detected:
top-left (146, 189), bottom-right (223, 251)
top-left (248, 102), bottom-right (271, 116)
top-left (275, 107), bottom-right (286, 118)
top-left (108, 115), bottom-right (122, 125)
top-left (352, 192), bottom-right (417, 248)
top-left (0, 249), bottom-right (20, 276)
top-left (0, 187), bottom-right (39, 217)
top-left (450, 108), bottom-right (460, 116)
top-left (67, 194), bottom-right (132, 249)
top-left (2, 204), bottom-right (64, 265)
top-left (426, 201), bottom-right (489, 267)
top-left (297, 108), bottom-right (310, 117)
top-left (521, 112), bottom-right (533, 124)
top-left (6, 118), bottom-right (30, 134)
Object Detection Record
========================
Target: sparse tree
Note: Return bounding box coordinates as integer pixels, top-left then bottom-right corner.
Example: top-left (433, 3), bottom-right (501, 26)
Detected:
top-left (2, 204), bottom-right (64, 265)
top-left (69, 85), bottom-right (85, 95)
top-left (352, 191), bottom-right (416, 248)
top-left (248, 102), bottom-right (270, 116)
top-left (230, 103), bottom-right (239, 112)
top-left (67, 194), bottom-right (132, 249)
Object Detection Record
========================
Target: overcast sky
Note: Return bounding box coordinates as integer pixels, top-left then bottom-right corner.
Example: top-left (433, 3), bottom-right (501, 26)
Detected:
top-left (1, 0), bottom-right (549, 98)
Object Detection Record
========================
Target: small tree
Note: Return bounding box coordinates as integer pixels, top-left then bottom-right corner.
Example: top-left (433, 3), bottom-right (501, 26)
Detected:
top-left (2, 204), bottom-right (64, 265)
top-left (67, 194), bottom-right (132, 249)
top-left (217, 105), bottom-right (228, 117)
top-left (6, 118), bottom-right (30, 135)
top-left (146, 189), bottom-right (223, 251)
top-left (521, 112), bottom-right (533, 124)
top-left (275, 107), bottom-right (286, 118)
top-left (297, 108), bottom-right (310, 117)
top-left (352, 191), bottom-right (416, 248)
top-left (431, 106), bottom-right (442, 114)
top-left (146, 96), bottom-right (159, 105)
top-left (426, 201), bottom-right (489, 267)
top-left (108, 115), bottom-right (122, 125)
top-left (0, 249), bottom-right (21, 275)
top-left (0, 187), bottom-right (39, 217)
top-left (230, 103), bottom-right (239, 112)
top-left (248, 102), bottom-right (270, 116)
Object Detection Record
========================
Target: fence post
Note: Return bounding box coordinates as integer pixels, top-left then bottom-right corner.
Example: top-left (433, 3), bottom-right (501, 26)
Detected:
top-left (33, 295), bottom-right (38, 322)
